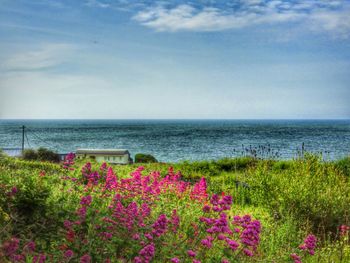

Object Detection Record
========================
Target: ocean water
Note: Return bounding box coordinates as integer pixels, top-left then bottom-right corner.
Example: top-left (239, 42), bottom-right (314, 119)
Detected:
top-left (0, 119), bottom-right (349, 162)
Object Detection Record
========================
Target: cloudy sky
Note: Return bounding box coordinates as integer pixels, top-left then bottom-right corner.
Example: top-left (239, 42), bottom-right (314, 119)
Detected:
top-left (0, 0), bottom-right (349, 119)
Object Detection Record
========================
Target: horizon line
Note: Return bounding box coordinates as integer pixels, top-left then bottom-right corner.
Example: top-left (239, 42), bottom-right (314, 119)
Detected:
top-left (1, 118), bottom-right (350, 121)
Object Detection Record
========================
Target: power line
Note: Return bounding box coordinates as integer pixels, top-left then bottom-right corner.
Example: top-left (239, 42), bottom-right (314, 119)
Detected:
top-left (25, 131), bottom-right (31, 148)
top-left (26, 128), bottom-right (59, 150)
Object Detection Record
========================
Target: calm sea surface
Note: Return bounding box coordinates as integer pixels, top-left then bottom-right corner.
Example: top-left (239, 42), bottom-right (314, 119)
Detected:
top-left (0, 120), bottom-right (349, 162)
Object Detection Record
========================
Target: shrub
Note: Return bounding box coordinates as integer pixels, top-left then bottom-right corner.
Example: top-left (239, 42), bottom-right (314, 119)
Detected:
top-left (245, 155), bottom-right (350, 235)
top-left (135, 153), bottom-right (158, 163)
top-left (272, 160), bottom-right (292, 171)
top-left (335, 156), bottom-right (350, 176)
top-left (37, 147), bottom-right (60, 163)
top-left (22, 148), bottom-right (60, 163)
top-left (22, 149), bottom-right (38, 161)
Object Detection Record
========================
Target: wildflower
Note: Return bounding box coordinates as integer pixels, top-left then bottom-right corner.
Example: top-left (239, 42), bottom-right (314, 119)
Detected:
top-left (2, 237), bottom-right (20, 256)
top-left (144, 233), bottom-right (153, 240)
top-left (77, 206), bottom-right (87, 220)
top-left (35, 254), bottom-right (46, 263)
top-left (290, 253), bottom-right (302, 263)
top-left (132, 234), bottom-right (140, 240)
top-left (191, 177), bottom-right (208, 201)
top-left (64, 250), bottom-right (74, 258)
top-left (80, 195), bottom-right (92, 206)
top-left (170, 210), bottom-right (180, 232)
top-left (240, 219), bottom-right (261, 251)
top-left (226, 239), bottom-right (239, 251)
top-left (171, 257), bottom-right (180, 263)
top-left (210, 194), bottom-right (220, 205)
top-left (340, 225), bottom-right (350, 236)
top-left (187, 250), bottom-right (196, 257)
top-left (218, 234), bottom-right (226, 240)
top-left (243, 248), bottom-right (253, 257)
top-left (105, 167), bottom-right (117, 190)
top-left (80, 254), bottom-right (91, 263)
top-left (100, 162), bottom-right (107, 171)
top-left (64, 220), bottom-right (73, 229)
top-left (152, 214), bottom-right (168, 237)
top-left (23, 241), bottom-right (35, 253)
top-left (63, 152), bottom-right (75, 169)
top-left (66, 229), bottom-right (75, 243)
top-left (299, 234), bottom-right (317, 255)
top-left (139, 243), bottom-right (155, 262)
top-left (141, 203), bottom-right (151, 218)
top-left (12, 254), bottom-right (25, 262)
top-left (202, 205), bottom-right (211, 213)
top-left (9, 186), bottom-right (18, 196)
top-left (201, 236), bottom-right (214, 249)
top-left (232, 216), bottom-right (241, 225)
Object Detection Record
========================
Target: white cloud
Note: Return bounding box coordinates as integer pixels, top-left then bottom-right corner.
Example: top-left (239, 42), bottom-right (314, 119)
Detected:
top-left (0, 43), bottom-right (75, 71)
top-left (133, 1), bottom-right (350, 38)
top-left (310, 8), bottom-right (350, 38)
top-left (85, 0), bottom-right (110, 8)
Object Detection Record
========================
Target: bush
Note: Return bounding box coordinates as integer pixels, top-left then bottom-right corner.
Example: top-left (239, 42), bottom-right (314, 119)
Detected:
top-left (37, 147), bottom-right (60, 163)
top-left (134, 153), bottom-right (158, 163)
top-left (22, 149), bottom-right (38, 161)
top-left (22, 148), bottom-right (60, 163)
top-left (335, 156), bottom-right (350, 176)
top-left (245, 155), bottom-right (350, 235)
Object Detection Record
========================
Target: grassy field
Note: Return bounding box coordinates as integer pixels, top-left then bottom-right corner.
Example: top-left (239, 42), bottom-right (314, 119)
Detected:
top-left (0, 152), bottom-right (350, 262)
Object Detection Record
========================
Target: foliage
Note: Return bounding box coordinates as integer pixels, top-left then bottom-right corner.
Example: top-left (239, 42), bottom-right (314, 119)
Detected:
top-left (335, 156), bottom-right (350, 176)
top-left (135, 153), bottom-right (158, 163)
top-left (22, 148), bottom-right (60, 163)
top-left (241, 155), bottom-right (350, 235)
top-left (22, 149), bottom-right (38, 161)
top-left (36, 147), bottom-right (60, 163)
top-left (0, 154), bottom-right (349, 262)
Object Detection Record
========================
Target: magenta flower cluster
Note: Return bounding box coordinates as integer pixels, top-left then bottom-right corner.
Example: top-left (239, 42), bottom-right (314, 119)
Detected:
top-left (290, 234), bottom-right (318, 263)
top-left (299, 234), bottom-right (317, 255)
top-left (1, 162), bottom-right (277, 263)
top-left (63, 152), bottom-right (75, 170)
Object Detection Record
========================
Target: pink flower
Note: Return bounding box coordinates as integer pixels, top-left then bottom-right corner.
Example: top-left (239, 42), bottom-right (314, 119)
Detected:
top-left (11, 186), bottom-right (18, 195)
top-left (132, 234), bottom-right (140, 240)
top-left (80, 195), bottom-right (92, 206)
top-left (80, 254), bottom-right (91, 263)
top-left (2, 237), bottom-right (20, 256)
top-left (187, 250), bottom-right (196, 257)
top-left (171, 257), bottom-right (180, 263)
top-left (299, 234), bottom-right (317, 255)
top-left (23, 241), bottom-right (35, 253)
top-left (152, 214), bottom-right (168, 237)
top-left (64, 250), bottom-right (74, 258)
top-left (243, 248), bottom-right (253, 257)
top-left (105, 167), bottom-right (117, 190)
top-left (191, 177), bottom-right (208, 201)
top-left (138, 243), bottom-right (155, 261)
top-left (202, 205), bottom-right (211, 213)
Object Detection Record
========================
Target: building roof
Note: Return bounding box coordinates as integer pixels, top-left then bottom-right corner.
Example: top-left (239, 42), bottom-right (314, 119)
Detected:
top-left (76, 149), bottom-right (129, 155)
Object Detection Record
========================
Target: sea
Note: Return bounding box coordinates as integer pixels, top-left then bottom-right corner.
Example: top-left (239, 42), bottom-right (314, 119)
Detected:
top-left (0, 119), bottom-right (349, 162)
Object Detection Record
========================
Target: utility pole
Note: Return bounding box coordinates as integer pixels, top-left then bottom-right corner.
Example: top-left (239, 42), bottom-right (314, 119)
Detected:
top-left (22, 125), bottom-right (25, 153)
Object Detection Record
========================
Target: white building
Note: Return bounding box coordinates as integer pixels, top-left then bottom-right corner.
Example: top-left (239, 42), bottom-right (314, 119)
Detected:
top-left (75, 149), bottom-right (132, 164)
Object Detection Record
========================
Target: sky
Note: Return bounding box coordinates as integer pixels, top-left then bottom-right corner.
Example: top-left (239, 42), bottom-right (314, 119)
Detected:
top-left (0, 0), bottom-right (349, 119)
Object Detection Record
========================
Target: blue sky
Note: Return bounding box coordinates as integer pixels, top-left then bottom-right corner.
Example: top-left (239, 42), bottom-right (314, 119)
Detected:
top-left (0, 0), bottom-right (349, 119)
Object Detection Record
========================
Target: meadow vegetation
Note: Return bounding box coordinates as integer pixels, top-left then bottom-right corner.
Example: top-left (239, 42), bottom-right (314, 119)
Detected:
top-left (0, 152), bottom-right (349, 262)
